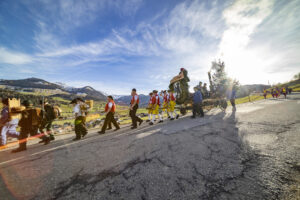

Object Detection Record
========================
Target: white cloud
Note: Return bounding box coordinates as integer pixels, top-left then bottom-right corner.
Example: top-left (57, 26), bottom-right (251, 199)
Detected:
top-left (0, 47), bottom-right (33, 65)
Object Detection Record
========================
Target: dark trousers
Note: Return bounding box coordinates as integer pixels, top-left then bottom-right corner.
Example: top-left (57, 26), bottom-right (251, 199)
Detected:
top-left (101, 112), bottom-right (120, 132)
top-left (230, 99), bottom-right (236, 107)
top-left (192, 102), bottom-right (204, 117)
top-left (130, 104), bottom-right (142, 127)
top-left (39, 119), bottom-right (54, 140)
top-left (75, 116), bottom-right (87, 139)
top-left (18, 126), bottom-right (38, 149)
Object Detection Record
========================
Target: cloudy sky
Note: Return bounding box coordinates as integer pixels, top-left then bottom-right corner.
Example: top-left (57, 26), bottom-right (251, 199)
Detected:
top-left (0, 0), bottom-right (299, 94)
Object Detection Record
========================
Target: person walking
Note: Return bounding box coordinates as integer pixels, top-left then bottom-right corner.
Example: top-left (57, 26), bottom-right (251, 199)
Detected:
top-left (162, 90), bottom-right (170, 120)
top-left (191, 87), bottom-right (204, 118)
top-left (146, 92), bottom-right (153, 122)
top-left (0, 98), bottom-right (19, 147)
top-left (168, 90), bottom-right (179, 120)
top-left (11, 100), bottom-right (41, 153)
top-left (227, 87), bottom-right (236, 110)
top-left (149, 90), bottom-right (163, 125)
top-left (263, 88), bottom-right (267, 99)
top-left (129, 89), bottom-right (143, 129)
top-left (39, 99), bottom-right (56, 145)
top-left (282, 87), bottom-right (287, 99)
top-left (71, 98), bottom-right (88, 141)
top-left (98, 96), bottom-right (120, 134)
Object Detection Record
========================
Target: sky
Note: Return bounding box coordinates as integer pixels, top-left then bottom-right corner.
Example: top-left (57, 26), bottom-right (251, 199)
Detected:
top-left (0, 0), bottom-right (299, 95)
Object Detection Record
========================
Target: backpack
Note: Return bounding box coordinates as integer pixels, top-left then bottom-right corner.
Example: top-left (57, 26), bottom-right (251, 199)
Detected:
top-left (53, 106), bottom-right (62, 119)
top-left (44, 105), bottom-right (61, 120)
top-left (19, 108), bottom-right (42, 127)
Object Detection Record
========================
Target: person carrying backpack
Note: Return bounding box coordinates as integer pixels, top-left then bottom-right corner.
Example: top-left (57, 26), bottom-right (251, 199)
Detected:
top-left (11, 100), bottom-right (41, 153)
top-left (39, 99), bottom-right (57, 145)
top-left (71, 98), bottom-right (89, 140)
top-left (0, 98), bottom-right (20, 147)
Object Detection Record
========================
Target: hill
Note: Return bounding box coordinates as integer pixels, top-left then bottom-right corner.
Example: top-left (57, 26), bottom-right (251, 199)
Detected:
top-left (0, 78), bottom-right (107, 101)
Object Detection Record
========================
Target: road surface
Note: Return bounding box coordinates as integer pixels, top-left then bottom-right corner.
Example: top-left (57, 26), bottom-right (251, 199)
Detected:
top-left (0, 94), bottom-right (300, 200)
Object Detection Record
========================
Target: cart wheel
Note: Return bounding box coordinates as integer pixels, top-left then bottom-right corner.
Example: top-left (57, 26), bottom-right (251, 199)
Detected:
top-left (180, 107), bottom-right (187, 115)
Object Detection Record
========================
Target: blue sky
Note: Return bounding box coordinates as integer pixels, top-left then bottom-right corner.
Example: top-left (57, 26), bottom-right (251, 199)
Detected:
top-left (0, 0), bottom-right (299, 94)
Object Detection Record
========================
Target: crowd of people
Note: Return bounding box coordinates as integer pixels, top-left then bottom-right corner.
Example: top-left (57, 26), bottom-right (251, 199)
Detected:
top-left (263, 86), bottom-right (292, 99)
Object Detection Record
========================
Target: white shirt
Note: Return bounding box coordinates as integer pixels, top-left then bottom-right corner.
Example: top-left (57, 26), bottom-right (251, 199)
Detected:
top-left (108, 102), bottom-right (113, 108)
top-left (73, 104), bottom-right (82, 116)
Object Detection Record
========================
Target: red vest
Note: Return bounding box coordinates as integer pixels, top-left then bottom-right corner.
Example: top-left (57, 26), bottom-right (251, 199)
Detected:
top-left (163, 94), bottom-right (169, 103)
top-left (131, 94), bottom-right (139, 105)
top-left (105, 100), bottom-right (116, 112)
top-left (152, 95), bottom-right (160, 105)
top-left (148, 96), bottom-right (153, 104)
top-left (170, 93), bottom-right (176, 101)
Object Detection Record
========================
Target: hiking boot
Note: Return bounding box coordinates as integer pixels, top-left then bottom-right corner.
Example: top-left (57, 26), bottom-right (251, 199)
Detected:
top-left (98, 131), bottom-right (105, 135)
top-left (49, 134), bottom-right (55, 141)
top-left (170, 118), bottom-right (175, 121)
top-left (114, 128), bottom-right (120, 131)
top-left (176, 114), bottom-right (180, 119)
top-left (139, 120), bottom-right (143, 126)
top-left (149, 122), bottom-right (154, 125)
top-left (146, 120), bottom-right (150, 122)
top-left (191, 116), bottom-right (196, 119)
top-left (72, 137), bottom-right (81, 141)
top-left (82, 132), bottom-right (87, 138)
top-left (131, 126), bottom-right (137, 129)
top-left (159, 120), bottom-right (163, 123)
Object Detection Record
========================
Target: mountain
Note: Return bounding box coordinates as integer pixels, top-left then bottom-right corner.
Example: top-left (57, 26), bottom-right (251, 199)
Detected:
top-left (116, 94), bottom-right (150, 107)
top-left (67, 86), bottom-right (106, 101)
top-left (0, 78), bottom-right (107, 101)
top-left (0, 78), bottom-right (62, 90)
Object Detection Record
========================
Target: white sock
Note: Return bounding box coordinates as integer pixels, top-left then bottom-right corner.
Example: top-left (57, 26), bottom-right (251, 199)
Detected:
top-left (152, 115), bottom-right (156, 123)
top-left (159, 114), bottom-right (162, 121)
top-left (148, 114), bottom-right (151, 120)
top-left (170, 112), bottom-right (174, 118)
top-left (173, 111), bottom-right (177, 117)
top-left (161, 111), bottom-right (164, 120)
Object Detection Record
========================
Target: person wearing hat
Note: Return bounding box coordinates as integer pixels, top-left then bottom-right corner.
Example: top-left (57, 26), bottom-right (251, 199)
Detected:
top-left (0, 98), bottom-right (20, 147)
top-left (38, 99), bottom-right (55, 145)
top-left (98, 96), bottom-right (120, 134)
top-left (130, 89), bottom-right (143, 129)
top-left (162, 90), bottom-right (170, 120)
top-left (11, 100), bottom-right (41, 153)
top-left (146, 92), bottom-right (153, 122)
top-left (168, 89), bottom-right (179, 120)
top-left (149, 90), bottom-right (163, 125)
top-left (71, 98), bottom-right (88, 141)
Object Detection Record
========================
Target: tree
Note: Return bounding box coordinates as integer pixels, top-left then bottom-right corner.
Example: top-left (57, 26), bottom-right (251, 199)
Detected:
top-left (293, 72), bottom-right (300, 80)
top-left (209, 60), bottom-right (240, 98)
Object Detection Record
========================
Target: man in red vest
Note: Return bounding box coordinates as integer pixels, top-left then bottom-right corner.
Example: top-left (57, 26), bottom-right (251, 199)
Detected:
top-left (130, 88), bottom-right (143, 129)
top-left (98, 96), bottom-right (120, 134)
top-left (150, 90), bottom-right (163, 125)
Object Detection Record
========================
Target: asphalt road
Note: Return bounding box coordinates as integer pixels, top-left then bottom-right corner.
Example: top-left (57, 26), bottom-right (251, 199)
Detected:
top-left (0, 94), bottom-right (300, 200)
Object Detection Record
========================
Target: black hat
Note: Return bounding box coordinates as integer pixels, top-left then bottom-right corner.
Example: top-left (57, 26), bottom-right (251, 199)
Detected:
top-left (1, 98), bottom-right (8, 105)
top-left (70, 99), bottom-right (77, 104)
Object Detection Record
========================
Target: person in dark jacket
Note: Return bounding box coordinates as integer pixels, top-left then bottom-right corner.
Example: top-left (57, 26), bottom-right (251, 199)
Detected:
top-left (192, 87), bottom-right (204, 118)
top-left (11, 100), bottom-right (40, 153)
top-left (39, 100), bottom-right (55, 145)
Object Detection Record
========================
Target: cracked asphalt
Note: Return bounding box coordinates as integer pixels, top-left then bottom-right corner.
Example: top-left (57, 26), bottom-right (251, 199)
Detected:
top-left (0, 94), bottom-right (300, 200)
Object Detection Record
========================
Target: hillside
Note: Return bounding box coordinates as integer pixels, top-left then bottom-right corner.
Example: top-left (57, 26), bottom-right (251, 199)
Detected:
top-left (0, 78), bottom-right (106, 101)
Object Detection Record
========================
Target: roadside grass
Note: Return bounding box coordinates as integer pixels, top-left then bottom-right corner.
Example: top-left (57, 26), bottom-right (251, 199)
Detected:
top-left (233, 94), bottom-right (273, 105)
